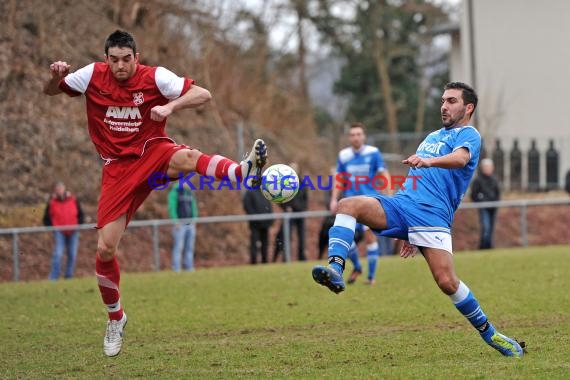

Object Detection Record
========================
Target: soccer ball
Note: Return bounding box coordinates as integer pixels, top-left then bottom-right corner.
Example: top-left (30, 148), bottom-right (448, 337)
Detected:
top-left (260, 164), bottom-right (299, 203)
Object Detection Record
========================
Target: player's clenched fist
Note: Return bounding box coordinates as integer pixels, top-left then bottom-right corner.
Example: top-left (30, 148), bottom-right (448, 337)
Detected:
top-left (49, 61), bottom-right (71, 78)
top-left (150, 105), bottom-right (172, 121)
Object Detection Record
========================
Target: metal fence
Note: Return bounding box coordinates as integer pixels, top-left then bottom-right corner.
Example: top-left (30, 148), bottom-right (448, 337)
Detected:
top-left (1, 210), bottom-right (327, 282)
top-left (1, 198), bottom-right (569, 282)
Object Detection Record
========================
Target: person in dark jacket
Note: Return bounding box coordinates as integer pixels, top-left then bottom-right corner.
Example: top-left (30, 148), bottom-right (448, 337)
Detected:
top-left (243, 188), bottom-right (273, 264)
top-left (273, 162), bottom-right (308, 262)
top-left (43, 181), bottom-right (84, 280)
top-left (470, 158), bottom-right (501, 249)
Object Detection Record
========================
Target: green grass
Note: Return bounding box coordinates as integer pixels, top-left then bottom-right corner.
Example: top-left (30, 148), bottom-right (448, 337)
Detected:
top-left (1, 246), bottom-right (569, 379)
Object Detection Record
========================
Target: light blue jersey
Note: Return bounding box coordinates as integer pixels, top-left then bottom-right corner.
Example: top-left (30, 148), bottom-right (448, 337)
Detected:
top-left (368, 125), bottom-right (481, 252)
top-left (399, 126), bottom-right (481, 221)
top-left (337, 145), bottom-right (386, 197)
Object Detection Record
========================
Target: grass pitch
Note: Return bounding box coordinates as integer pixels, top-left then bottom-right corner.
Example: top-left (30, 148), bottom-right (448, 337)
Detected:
top-left (1, 246), bottom-right (569, 379)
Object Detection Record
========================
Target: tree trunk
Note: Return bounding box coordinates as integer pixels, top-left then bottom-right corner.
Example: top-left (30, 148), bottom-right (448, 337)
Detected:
top-left (372, 36), bottom-right (401, 153)
top-left (201, 32), bottom-right (232, 145)
top-left (295, 1), bottom-right (309, 101)
top-left (415, 76), bottom-right (427, 134)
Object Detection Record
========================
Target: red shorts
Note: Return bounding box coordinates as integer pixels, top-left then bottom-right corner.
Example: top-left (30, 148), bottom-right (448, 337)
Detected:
top-left (97, 139), bottom-right (187, 228)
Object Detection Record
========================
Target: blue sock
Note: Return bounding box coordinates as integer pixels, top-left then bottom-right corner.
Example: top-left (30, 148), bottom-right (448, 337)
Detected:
top-left (451, 281), bottom-right (494, 341)
top-left (366, 242), bottom-right (379, 280)
top-left (327, 214), bottom-right (357, 274)
top-left (347, 242), bottom-right (362, 272)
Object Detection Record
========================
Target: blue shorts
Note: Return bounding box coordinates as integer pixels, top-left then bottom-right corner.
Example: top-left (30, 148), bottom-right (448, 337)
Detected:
top-left (370, 194), bottom-right (454, 253)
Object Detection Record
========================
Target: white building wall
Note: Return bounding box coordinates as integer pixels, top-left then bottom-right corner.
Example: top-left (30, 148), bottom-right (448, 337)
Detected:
top-left (455, 0), bottom-right (570, 189)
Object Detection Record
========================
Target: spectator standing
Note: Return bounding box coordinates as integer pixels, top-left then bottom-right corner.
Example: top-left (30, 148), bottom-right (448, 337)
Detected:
top-left (43, 181), bottom-right (84, 280)
top-left (168, 186), bottom-right (198, 271)
top-left (471, 159), bottom-right (501, 249)
top-left (243, 188), bottom-right (273, 264)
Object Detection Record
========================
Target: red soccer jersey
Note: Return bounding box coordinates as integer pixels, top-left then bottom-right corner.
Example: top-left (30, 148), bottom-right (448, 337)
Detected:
top-left (59, 62), bottom-right (193, 160)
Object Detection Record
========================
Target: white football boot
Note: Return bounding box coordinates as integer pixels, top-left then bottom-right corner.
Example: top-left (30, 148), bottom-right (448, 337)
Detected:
top-left (241, 139), bottom-right (268, 187)
top-left (103, 313), bottom-right (127, 357)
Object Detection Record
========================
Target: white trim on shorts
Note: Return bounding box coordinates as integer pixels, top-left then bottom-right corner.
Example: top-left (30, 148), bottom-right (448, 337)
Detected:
top-left (408, 226), bottom-right (453, 254)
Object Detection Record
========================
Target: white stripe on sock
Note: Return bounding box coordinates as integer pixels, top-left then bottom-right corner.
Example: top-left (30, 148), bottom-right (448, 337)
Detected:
top-left (206, 155), bottom-right (224, 177)
top-left (334, 214), bottom-right (356, 231)
top-left (450, 281), bottom-right (470, 304)
top-left (329, 238), bottom-right (351, 250)
top-left (96, 273), bottom-right (119, 291)
top-left (106, 299), bottom-right (121, 313)
top-left (465, 306), bottom-right (482, 319)
top-left (366, 242), bottom-right (378, 251)
top-left (227, 163), bottom-right (238, 182)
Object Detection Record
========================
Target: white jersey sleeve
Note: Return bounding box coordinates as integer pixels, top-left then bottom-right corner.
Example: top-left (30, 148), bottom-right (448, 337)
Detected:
top-left (63, 63), bottom-right (95, 94)
top-left (155, 66), bottom-right (186, 100)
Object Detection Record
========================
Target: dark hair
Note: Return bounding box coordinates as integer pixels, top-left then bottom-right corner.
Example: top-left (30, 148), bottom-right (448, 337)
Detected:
top-left (349, 122), bottom-right (366, 133)
top-left (444, 82), bottom-right (478, 111)
top-left (105, 30), bottom-right (137, 55)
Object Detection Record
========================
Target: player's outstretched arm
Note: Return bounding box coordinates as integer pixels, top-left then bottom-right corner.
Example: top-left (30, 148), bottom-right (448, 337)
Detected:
top-left (402, 148), bottom-right (470, 169)
top-left (43, 61), bottom-right (71, 96)
top-left (150, 85), bottom-right (212, 121)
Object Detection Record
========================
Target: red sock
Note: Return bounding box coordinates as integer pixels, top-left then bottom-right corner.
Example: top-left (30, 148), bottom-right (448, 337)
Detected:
top-left (196, 154), bottom-right (241, 181)
top-left (95, 255), bottom-right (123, 321)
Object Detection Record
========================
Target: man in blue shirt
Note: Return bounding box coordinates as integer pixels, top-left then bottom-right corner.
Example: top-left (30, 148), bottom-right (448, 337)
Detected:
top-left (312, 82), bottom-right (523, 357)
top-left (330, 123), bottom-right (393, 285)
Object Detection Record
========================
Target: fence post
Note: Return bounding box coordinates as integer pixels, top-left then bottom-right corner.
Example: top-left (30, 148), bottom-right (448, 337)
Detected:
top-left (527, 139), bottom-right (540, 191)
top-left (237, 122), bottom-right (245, 197)
top-left (283, 213), bottom-right (291, 263)
top-left (546, 139), bottom-right (559, 190)
top-left (492, 139), bottom-right (505, 186)
top-left (12, 232), bottom-right (19, 282)
top-left (152, 223), bottom-right (160, 271)
top-left (520, 204), bottom-right (528, 247)
top-left (510, 139), bottom-right (522, 190)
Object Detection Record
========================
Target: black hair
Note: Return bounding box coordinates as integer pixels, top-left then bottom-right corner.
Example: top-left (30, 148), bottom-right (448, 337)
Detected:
top-left (104, 30), bottom-right (137, 55)
top-left (444, 82), bottom-right (478, 111)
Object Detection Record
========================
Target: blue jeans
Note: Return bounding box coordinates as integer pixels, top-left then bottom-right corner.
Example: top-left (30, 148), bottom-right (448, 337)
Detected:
top-left (49, 231), bottom-right (79, 280)
top-left (478, 208), bottom-right (497, 249)
top-left (172, 223), bottom-right (196, 271)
